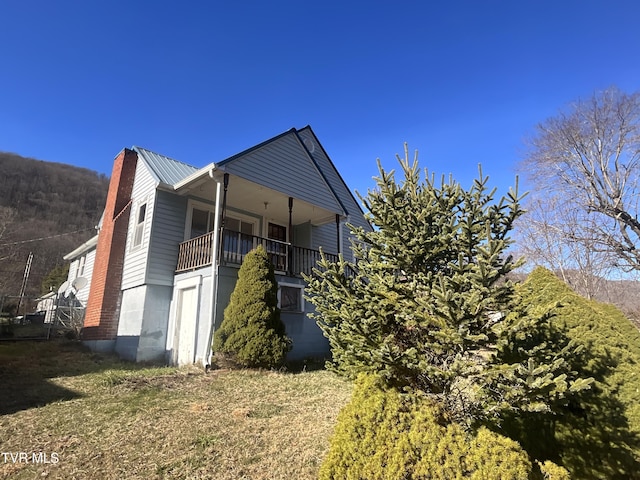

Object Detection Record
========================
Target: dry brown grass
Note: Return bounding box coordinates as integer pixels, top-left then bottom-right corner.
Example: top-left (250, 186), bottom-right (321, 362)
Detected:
top-left (0, 340), bottom-right (351, 479)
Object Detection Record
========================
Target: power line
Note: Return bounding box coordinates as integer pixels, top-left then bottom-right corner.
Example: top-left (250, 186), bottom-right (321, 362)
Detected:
top-left (0, 227), bottom-right (94, 247)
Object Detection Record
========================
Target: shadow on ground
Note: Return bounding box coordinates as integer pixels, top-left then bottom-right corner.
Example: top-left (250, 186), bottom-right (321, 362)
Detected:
top-left (0, 339), bottom-right (161, 415)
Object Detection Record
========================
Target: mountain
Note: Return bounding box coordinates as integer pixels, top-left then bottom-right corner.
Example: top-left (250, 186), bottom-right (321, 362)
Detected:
top-left (0, 152), bottom-right (109, 311)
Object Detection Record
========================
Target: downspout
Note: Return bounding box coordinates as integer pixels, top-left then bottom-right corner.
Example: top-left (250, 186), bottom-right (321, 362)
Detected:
top-left (205, 167), bottom-right (222, 369)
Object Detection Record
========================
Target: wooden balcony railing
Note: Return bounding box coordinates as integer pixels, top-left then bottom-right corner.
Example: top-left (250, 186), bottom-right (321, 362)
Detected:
top-left (176, 230), bottom-right (339, 276)
top-left (176, 231), bottom-right (214, 272)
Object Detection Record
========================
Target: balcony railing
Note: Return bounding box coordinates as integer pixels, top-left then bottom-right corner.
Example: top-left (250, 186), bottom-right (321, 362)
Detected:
top-left (176, 230), bottom-right (338, 276)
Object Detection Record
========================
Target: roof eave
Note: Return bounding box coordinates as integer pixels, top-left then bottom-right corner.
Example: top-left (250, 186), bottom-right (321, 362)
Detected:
top-left (63, 234), bottom-right (99, 261)
top-left (173, 162), bottom-right (222, 191)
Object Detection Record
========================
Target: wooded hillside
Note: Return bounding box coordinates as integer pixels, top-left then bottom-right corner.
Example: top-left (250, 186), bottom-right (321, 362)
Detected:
top-left (0, 152), bottom-right (109, 307)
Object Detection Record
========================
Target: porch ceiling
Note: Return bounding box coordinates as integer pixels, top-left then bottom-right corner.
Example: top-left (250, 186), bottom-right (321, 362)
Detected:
top-left (174, 173), bottom-right (340, 226)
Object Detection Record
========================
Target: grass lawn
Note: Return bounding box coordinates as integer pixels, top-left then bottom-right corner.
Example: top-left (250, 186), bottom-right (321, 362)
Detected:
top-left (0, 340), bottom-right (351, 479)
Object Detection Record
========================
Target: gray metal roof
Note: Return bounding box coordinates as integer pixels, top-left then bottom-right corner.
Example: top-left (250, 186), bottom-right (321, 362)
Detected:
top-left (133, 146), bottom-right (198, 186)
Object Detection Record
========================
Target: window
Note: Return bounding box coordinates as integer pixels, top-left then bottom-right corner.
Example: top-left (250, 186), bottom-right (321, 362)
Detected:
top-left (223, 216), bottom-right (255, 263)
top-left (77, 256), bottom-right (86, 277)
top-left (133, 202), bottom-right (147, 248)
top-left (279, 284), bottom-right (304, 312)
top-left (226, 217), bottom-right (254, 236)
top-left (190, 208), bottom-right (215, 238)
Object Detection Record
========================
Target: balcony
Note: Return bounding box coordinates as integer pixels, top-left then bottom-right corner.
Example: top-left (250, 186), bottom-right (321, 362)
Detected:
top-left (176, 230), bottom-right (338, 276)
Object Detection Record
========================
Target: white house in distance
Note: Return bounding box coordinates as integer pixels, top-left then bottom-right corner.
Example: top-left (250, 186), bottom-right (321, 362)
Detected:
top-left (64, 126), bottom-right (371, 366)
top-left (63, 234), bottom-right (98, 303)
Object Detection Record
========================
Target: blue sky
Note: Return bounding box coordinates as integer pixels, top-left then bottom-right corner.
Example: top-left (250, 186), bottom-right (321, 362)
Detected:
top-left (1, 1), bottom-right (638, 200)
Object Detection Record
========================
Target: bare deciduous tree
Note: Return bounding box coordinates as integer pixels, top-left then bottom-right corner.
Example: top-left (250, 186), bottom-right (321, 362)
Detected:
top-left (521, 86), bottom-right (640, 272)
top-left (0, 206), bottom-right (19, 298)
top-left (514, 195), bottom-right (616, 300)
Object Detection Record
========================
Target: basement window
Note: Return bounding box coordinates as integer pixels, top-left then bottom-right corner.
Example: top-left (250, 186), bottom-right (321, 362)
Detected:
top-left (278, 284), bottom-right (304, 313)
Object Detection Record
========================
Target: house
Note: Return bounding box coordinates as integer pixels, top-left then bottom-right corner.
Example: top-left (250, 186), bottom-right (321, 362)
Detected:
top-left (63, 233), bottom-right (98, 306)
top-left (35, 292), bottom-right (56, 323)
top-left (35, 235), bottom-right (97, 324)
top-left (66, 126), bottom-right (371, 366)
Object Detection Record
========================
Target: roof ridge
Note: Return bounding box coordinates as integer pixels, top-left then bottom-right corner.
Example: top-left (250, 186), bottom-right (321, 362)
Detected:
top-left (132, 146), bottom-right (199, 185)
top-left (132, 145), bottom-right (198, 169)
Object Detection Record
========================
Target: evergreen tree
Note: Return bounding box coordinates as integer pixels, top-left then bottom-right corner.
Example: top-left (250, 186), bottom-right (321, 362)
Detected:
top-left (305, 145), bottom-right (590, 425)
top-left (213, 245), bottom-right (291, 368)
top-left (41, 264), bottom-right (69, 294)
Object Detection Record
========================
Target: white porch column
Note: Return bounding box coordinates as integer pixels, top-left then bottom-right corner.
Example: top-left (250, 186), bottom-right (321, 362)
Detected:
top-left (205, 171), bottom-right (223, 368)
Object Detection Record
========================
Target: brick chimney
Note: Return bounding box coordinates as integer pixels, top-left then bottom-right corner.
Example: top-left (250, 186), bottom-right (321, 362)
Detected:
top-left (83, 149), bottom-right (138, 344)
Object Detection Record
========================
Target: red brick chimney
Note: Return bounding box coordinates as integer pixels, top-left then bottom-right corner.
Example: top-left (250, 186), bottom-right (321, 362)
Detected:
top-left (83, 148), bottom-right (138, 343)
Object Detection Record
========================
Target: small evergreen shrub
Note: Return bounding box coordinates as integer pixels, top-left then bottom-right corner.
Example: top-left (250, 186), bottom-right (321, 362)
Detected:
top-left (499, 267), bottom-right (640, 479)
top-left (319, 374), bottom-right (567, 480)
top-left (212, 245), bottom-right (291, 368)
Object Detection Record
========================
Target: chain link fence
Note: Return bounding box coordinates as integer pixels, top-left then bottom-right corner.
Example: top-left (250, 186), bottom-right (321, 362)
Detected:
top-left (0, 294), bottom-right (85, 340)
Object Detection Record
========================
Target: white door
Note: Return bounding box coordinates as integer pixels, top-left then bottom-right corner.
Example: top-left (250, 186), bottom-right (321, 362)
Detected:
top-left (175, 286), bottom-right (198, 365)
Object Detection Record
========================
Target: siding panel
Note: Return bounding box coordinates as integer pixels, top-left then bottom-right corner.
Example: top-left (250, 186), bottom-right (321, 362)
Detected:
top-left (121, 160), bottom-right (157, 289)
top-left (147, 190), bottom-right (188, 285)
top-left (222, 133), bottom-right (344, 215)
top-left (312, 223), bottom-right (339, 256)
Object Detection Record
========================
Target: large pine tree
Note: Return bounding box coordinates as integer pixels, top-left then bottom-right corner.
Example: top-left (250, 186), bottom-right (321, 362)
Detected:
top-left (306, 145), bottom-right (590, 425)
top-left (213, 245), bottom-right (291, 368)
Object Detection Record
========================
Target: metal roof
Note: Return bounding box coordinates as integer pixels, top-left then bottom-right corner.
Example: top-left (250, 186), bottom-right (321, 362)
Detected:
top-left (132, 146), bottom-right (198, 186)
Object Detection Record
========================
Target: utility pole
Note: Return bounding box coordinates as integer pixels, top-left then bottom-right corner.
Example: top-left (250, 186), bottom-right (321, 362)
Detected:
top-left (16, 251), bottom-right (33, 323)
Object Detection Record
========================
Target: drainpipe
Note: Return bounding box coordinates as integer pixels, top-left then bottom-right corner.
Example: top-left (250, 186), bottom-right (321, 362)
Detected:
top-left (205, 168), bottom-right (222, 369)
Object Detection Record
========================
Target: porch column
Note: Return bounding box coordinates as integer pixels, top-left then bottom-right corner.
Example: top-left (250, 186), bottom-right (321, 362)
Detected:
top-left (206, 172), bottom-right (223, 368)
top-left (218, 173), bottom-right (229, 263)
top-left (288, 197), bottom-right (293, 275)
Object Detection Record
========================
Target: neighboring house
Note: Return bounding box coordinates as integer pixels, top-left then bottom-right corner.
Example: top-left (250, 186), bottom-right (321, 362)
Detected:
top-left (71, 126), bottom-right (371, 366)
top-left (63, 233), bottom-right (98, 305)
top-left (37, 235), bottom-right (97, 323)
top-left (35, 292), bottom-right (56, 323)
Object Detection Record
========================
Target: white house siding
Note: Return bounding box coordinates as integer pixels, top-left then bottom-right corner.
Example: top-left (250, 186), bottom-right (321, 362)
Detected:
top-left (65, 246), bottom-right (96, 305)
top-left (221, 133), bottom-right (344, 216)
top-left (135, 284), bottom-right (173, 362)
top-left (121, 160), bottom-right (157, 290)
top-left (117, 160), bottom-right (181, 363)
top-left (147, 191), bottom-right (189, 286)
top-left (116, 284), bottom-right (173, 362)
top-left (67, 258), bottom-right (80, 291)
top-left (115, 286), bottom-right (145, 360)
top-left (75, 249), bottom-right (95, 304)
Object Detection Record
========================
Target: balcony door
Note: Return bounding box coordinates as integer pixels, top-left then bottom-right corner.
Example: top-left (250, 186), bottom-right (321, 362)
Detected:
top-left (267, 222), bottom-right (288, 272)
top-left (223, 216), bottom-right (256, 264)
